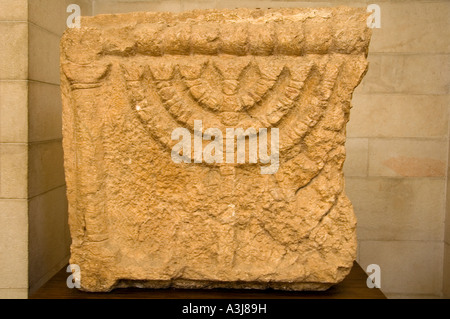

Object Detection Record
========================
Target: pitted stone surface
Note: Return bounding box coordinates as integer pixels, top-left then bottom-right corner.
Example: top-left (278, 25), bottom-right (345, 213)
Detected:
top-left (61, 8), bottom-right (371, 292)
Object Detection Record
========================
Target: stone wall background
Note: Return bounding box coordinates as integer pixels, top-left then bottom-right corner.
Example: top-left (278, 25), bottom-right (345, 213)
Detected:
top-left (0, 0), bottom-right (448, 298)
top-left (0, 0), bottom-right (92, 298)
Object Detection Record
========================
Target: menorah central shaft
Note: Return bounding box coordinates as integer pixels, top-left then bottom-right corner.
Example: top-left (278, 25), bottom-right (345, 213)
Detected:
top-left (61, 7), bottom-right (371, 292)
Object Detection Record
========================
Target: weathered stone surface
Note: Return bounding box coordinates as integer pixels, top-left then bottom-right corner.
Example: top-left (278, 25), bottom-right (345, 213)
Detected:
top-left (61, 8), bottom-right (371, 292)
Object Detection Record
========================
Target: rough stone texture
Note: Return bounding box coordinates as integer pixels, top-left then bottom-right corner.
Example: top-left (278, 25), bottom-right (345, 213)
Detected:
top-left (60, 8), bottom-right (371, 292)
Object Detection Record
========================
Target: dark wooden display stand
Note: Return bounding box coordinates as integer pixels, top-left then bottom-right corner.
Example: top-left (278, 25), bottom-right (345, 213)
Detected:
top-left (30, 262), bottom-right (385, 299)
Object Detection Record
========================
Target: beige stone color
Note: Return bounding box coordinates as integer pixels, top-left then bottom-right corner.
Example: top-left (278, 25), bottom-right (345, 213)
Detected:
top-left (60, 8), bottom-right (371, 292)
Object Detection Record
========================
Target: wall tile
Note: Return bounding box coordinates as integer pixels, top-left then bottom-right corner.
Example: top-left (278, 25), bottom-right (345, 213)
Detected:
top-left (447, 196), bottom-right (450, 245)
top-left (0, 200), bottom-right (28, 289)
top-left (28, 0), bottom-right (66, 35)
top-left (359, 240), bottom-right (443, 295)
top-left (0, 81), bottom-right (28, 143)
top-left (91, 0), bottom-right (366, 14)
top-left (357, 54), bottom-right (449, 95)
top-left (347, 177), bottom-right (445, 241)
top-left (28, 140), bottom-right (65, 198)
top-left (28, 24), bottom-right (60, 85)
top-left (28, 0), bottom-right (93, 36)
top-left (0, 0), bottom-right (28, 21)
top-left (28, 186), bottom-right (70, 292)
top-left (368, 138), bottom-right (447, 177)
top-left (0, 143), bottom-right (27, 199)
top-left (0, 288), bottom-right (28, 299)
top-left (93, 0), bottom-right (182, 14)
top-left (28, 82), bottom-right (62, 142)
top-left (348, 94), bottom-right (449, 138)
top-left (215, 1), bottom-right (365, 9)
top-left (70, 0), bottom-right (93, 17)
top-left (446, 131), bottom-right (450, 246)
top-left (344, 138), bottom-right (368, 177)
top-left (181, 0), bottom-right (216, 11)
top-left (0, 23), bottom-right (28, 80)
top-left (444, 243), bottom-right (450, 298)
top-left (216, 0), bottom-right (292, 9)
top-left (369, 2), bottom-right (450, 54)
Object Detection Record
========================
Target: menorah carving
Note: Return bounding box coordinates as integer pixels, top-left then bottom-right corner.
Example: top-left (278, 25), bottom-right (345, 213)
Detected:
top-left (61, 8), bottom-right (371, 292)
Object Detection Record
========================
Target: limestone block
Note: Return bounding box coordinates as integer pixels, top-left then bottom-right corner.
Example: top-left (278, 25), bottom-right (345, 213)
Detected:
top-left (60, 8), bottom-right (371, 292)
